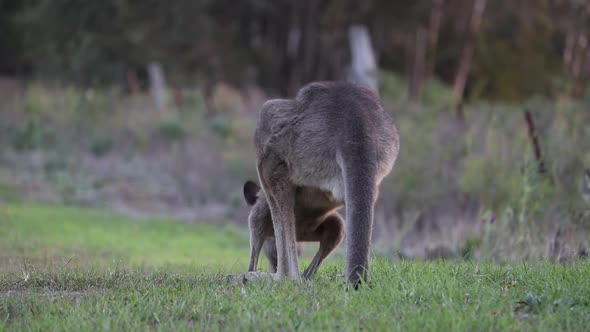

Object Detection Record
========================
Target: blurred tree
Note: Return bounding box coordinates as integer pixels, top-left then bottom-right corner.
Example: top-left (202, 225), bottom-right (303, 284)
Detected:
top-left (0, 0), bottom-right (587, 99)
top-left (0, 0), bottom-right (29, 75)
top-left (472, 0), bottom-right (563, 101)
top-left (453, 0), bottom-right (486, 111)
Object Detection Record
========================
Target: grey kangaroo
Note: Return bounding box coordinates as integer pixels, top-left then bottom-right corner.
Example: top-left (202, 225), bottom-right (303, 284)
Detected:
top-left (247, 81), bottom-right (399, 286)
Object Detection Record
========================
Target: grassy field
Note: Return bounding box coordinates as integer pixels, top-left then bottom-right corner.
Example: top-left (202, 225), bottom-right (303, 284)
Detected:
top-left (1, 204), bottom-right (590, 331)
top-left (0, 204), bottom-right (250, 270)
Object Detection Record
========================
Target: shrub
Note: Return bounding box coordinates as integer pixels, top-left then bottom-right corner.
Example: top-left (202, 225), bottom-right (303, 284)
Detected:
top-left (89, 136), bottom-right (113, 157)
top-left (158, 120), bottom-right (186, 142)
top-left (9, 119), bottom-right (47, 151)
top-left (209, 116), bottom-right (234, 141)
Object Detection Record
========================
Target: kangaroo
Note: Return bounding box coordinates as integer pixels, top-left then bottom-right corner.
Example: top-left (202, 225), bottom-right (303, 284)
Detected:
top-left (244, 180), bottom-right (344, 279)
top-left (245, 81), bottom-right (399, 286)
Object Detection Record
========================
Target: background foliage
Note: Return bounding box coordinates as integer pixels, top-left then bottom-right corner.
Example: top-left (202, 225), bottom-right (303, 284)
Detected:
top-left (2, 0), bottom-right (590, 99)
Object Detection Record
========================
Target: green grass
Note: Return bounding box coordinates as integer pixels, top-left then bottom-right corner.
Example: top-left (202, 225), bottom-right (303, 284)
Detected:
top-left (1, 204), bottom-right (590, 331)
top-left (0, 203), bottom-right (249, 270)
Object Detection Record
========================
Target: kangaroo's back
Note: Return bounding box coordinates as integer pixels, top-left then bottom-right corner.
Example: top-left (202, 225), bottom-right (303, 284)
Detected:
top-left (285, 82), bottom-right (399, 200)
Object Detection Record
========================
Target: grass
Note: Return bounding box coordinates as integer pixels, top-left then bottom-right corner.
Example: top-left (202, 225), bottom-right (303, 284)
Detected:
top-left (0, 203), bottom-right (249, 270)
top-left (1, 204), bottom-right (590, 331)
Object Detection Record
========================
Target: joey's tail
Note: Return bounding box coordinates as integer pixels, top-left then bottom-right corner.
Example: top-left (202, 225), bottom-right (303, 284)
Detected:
top-left (339, 146), bottom-right (377, 286)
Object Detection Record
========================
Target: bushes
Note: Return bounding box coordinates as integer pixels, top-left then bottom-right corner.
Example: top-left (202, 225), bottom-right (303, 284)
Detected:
top-left (89, 136), bottom-right (113, 157)
top-left (378, 84), bottom-right (590, 259)
top-left (157, 120), bottom-right (186, 142)
top-left (8, 119), bottom-right (48, 151)
top-left (1, 81), bottom-right (589, 259)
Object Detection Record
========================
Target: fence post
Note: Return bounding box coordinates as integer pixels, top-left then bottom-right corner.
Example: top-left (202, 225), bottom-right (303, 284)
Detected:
top-left (348, 25), bottom-right (379, 94)
top-left (148, 62), bottom-right (167, 111)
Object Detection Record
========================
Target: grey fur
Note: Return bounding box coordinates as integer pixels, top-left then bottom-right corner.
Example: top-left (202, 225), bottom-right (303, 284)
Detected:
top-left (248, 81), bottom-right (399, 286)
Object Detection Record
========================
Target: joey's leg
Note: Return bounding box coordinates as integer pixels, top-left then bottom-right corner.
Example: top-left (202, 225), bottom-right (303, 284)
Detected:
top-left (263, 239), bottom-right (278, 273)
top-left (247, 231), bottom-right (265, 272)
top-left (303, 213), bottom-right (345, 279)
top-left (258, 157), bottom-right (299, 280)
top-left (264, 240), bottom-right (303, 273)
top-left (296, 242), bottom-right (304, 257)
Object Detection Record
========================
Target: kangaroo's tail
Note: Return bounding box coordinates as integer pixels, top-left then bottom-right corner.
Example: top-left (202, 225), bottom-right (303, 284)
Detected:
top-left (339, 143), bottom-right (377, 287)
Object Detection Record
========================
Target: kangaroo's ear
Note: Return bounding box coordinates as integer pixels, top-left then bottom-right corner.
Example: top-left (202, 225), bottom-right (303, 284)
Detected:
top-left (243, 181), bottom-right (260, 206)
top-left (585, 169), bottom-right (590, 183)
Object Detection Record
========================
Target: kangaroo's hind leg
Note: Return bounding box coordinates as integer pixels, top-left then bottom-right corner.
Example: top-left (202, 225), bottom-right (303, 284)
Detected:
top-left (257, 152), bottom-right (300, 280)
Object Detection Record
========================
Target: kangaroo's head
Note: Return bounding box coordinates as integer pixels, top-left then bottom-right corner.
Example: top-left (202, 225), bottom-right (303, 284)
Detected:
top-left (243, 180), bottom-right (272, 234)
